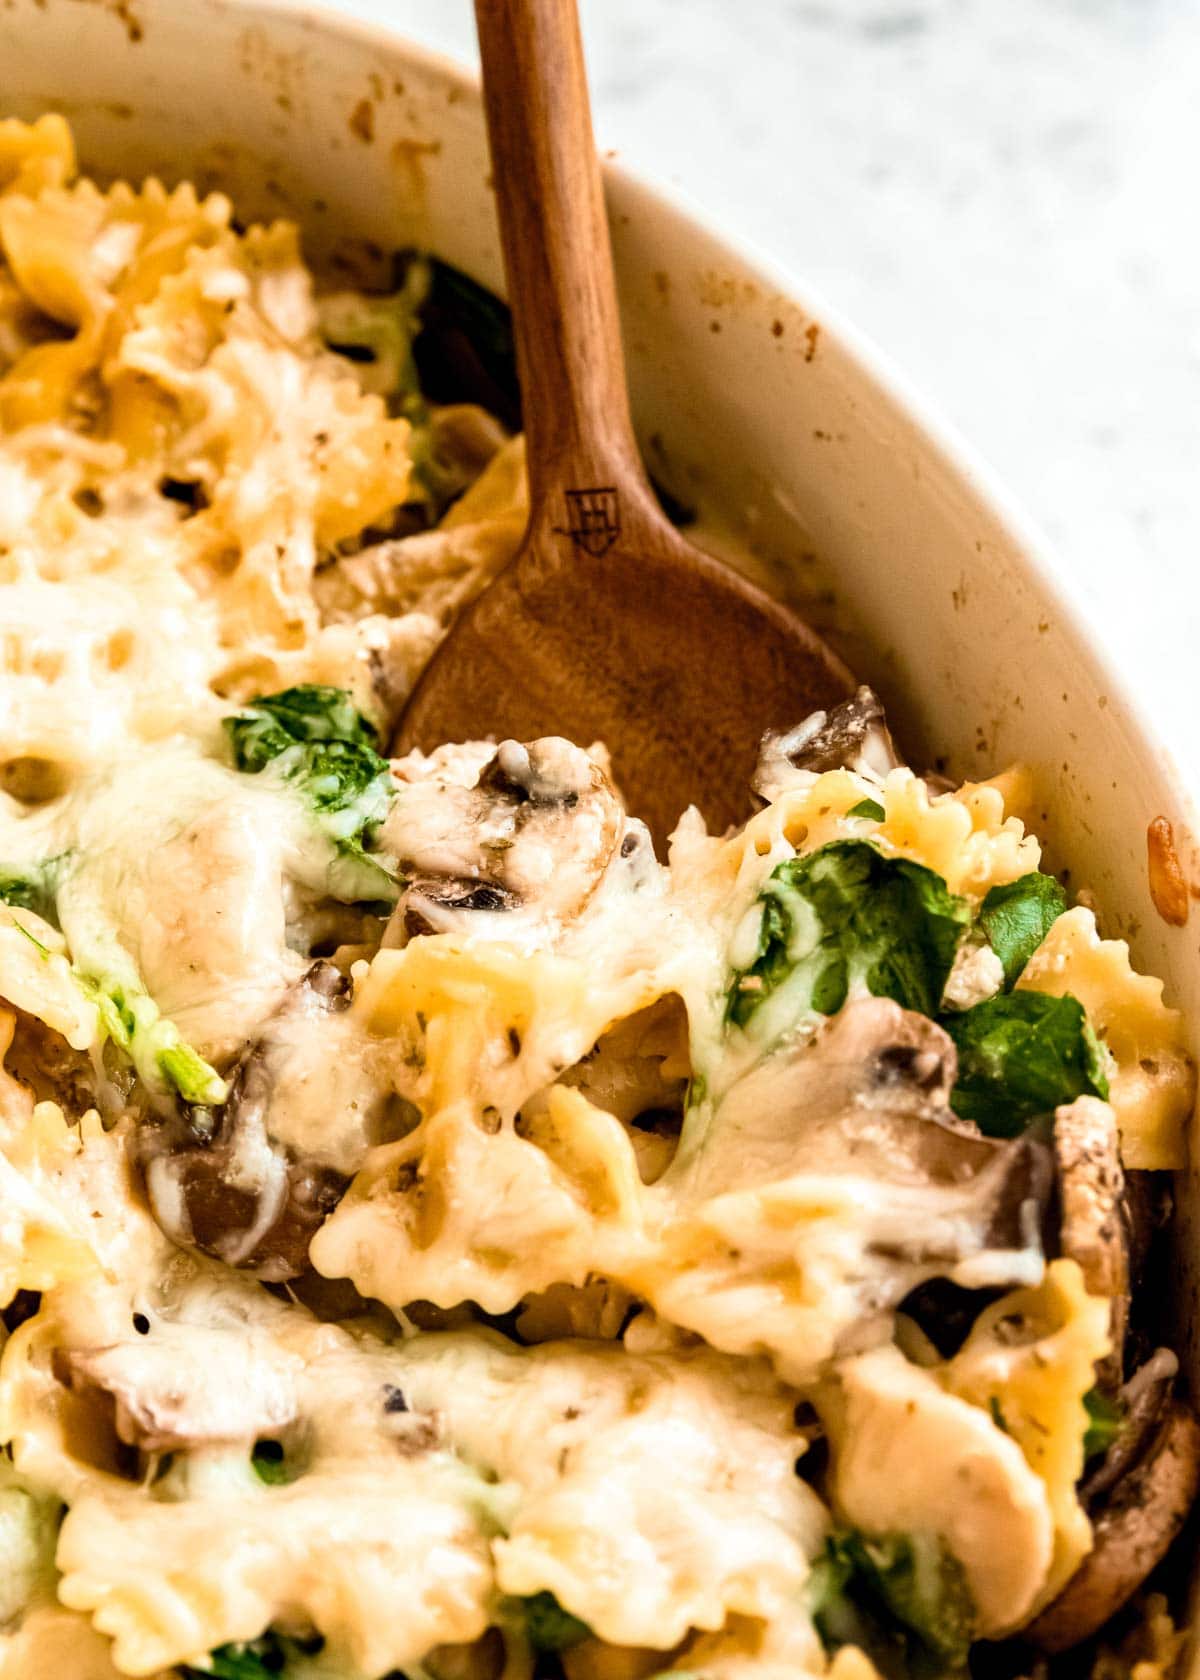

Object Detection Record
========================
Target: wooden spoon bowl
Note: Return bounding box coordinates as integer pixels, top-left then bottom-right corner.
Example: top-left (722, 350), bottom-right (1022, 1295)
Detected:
top-left (397, 0), bottom-right (854, 845)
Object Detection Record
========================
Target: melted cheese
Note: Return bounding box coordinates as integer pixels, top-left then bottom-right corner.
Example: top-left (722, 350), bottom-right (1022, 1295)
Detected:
top-left (0, 114), bottom-right (1184, 1680)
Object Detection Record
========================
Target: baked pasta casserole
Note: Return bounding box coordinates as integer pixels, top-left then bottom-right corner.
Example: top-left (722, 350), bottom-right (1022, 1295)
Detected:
top-left (0, 114), bottom-right (1194, 1680)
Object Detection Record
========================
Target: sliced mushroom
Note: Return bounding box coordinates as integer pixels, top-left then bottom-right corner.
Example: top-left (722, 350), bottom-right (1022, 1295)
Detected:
top-left (136, 962), bottom-right (356, 1281)
top-left (1082, 1347), bottom-right (1179, 1506)
top-left (53, 1325), bottom-right (300, 1453)
top-left (680, 997), bottom-right (1051, 1282)
top-left (1025, 1399), bottom-right (1200, 1652)
top-left (1053, 1095), bottom-right (1129, 1386)
top-left (4, 1008), bottom-right (104, 1115)
top-left (754, 686), bottom-right (901, 801)
top-left (383, 736), bottom-right (627, 941)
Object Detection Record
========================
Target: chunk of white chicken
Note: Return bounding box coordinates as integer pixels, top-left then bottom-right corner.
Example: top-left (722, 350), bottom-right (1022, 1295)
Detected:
top-left (829, 1345), bottom-right (1054, 1634)
top-left (51, 741), bottom-right (308, 1062)
top-left (1054, 1095), bottom-right (1128, 1387)
top-left (55, 1323), bottom-right (302, 1453)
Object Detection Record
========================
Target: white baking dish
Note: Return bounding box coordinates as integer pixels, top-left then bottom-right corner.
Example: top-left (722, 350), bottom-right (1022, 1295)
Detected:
top-left (0, 0), bottom-right (1195, 1657)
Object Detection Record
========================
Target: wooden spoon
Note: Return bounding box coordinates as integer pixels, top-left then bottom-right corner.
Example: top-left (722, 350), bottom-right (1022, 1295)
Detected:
top-left (396, 0), bottom-right (854, 845)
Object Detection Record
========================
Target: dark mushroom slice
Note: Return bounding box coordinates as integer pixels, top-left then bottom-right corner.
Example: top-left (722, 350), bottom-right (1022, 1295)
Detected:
top-left (1082, 1347), bottom-right (1179, 1506)
top-left (1053, 1095), bottom-right (1129, 1387)
top-left (399, 875), bottom-right (522, 940)
top-left (677, 996), bottom-right (1051, 1278)
top-left (384, 736), bottom-right (627, 941)
top-left (754, 685), bottom-right (901, 800)
top-left (4, 1007), bottom-right (105, 1114)
top-left (135, 962), bottom-right (354, 1282)
top-left (53, 1329), bottom-right (299, 1453)
top-left (1025, 1399), bottom-right (1200, 1653)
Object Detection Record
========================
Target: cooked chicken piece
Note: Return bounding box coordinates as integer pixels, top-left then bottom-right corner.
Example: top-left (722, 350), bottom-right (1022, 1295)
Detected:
top-left (831, 1344), bottom-right (1054, 1634)
top-left (55, 1324), bottom-right (300, 1452)
top-left (1054, 1095), bottom-right (1129, 1386)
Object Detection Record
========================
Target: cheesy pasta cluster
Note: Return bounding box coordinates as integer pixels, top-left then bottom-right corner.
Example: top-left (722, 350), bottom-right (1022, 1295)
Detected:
top-left (0, 115), bottom-right (1194, 1680)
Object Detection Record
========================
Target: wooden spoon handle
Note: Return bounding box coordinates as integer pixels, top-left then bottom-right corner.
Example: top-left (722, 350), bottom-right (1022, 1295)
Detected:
top-left (474, 0), bottom-right (654, 534)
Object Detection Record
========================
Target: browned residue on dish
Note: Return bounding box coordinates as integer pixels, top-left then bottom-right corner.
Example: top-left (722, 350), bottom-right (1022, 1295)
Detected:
top-left (390, 136), bottom-right (442, 222)
top-left (1147, 817), bottom-right (1190, 927)
top-left (696, 270), bottom-right (759, 310)
top-left (652, 269), bottom-right (670, 300)
top-left (71, 0), bottom-right (144, 43)
top-left (771, 318), bottom-right (784, 338)
top-left (349, 99), bottom-right (375, 144)
top-left (236, 26), bottom-right (310, 126)
top-left (803, 322), bottom-right (820, 362)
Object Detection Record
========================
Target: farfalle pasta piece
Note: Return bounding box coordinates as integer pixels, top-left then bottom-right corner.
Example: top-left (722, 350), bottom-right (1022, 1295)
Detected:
top-left (56, 1461), bottom-right (496, 1678)
top-left (313, 1095), bottom-right (638, 1316)
top-left (351, 937), bottom-right (664, 1119)
top-left (941, 1258), bottom-right (1112, 1609)
top-left (0, 177), bottom-right (232, 428)
top-left (0, 1099), bottom-right (97, 1307)
top-left (399, 1333), bottom-right (823, 1655)
top-left (877, 767), bottom-right (1040, 898)
top-left (1018, 906), bottom-right (1195, 1168)
top-left (0, 114), bottom-right (76, 198)
top-left (314, 433), bottom-right (529, 636)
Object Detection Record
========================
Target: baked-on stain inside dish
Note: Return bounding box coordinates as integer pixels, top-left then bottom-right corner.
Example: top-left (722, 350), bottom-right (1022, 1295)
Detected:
top-left (0, 113), bottom-right (1194, 1680)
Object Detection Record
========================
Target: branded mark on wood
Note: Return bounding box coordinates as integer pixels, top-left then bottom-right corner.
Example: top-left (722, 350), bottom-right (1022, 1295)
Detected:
top-left (558, 486), bottom-right (620, 556)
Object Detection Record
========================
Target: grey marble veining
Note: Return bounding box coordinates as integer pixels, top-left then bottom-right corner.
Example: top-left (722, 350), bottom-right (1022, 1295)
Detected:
top-left (336, 0), bottom-right (1200, 761)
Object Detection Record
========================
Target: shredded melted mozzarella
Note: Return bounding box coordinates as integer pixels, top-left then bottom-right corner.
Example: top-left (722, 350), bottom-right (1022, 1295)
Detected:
top-left (0, 114), bottom-right (1189, 1680)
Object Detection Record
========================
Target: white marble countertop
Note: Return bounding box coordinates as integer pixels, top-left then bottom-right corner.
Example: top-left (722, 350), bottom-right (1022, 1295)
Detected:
top-left (338, 0), bottom-right (1200, 761)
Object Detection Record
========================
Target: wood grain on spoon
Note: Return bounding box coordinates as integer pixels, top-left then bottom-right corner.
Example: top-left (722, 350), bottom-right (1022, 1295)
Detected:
top-left (396, 0), bottom-right (854, 845)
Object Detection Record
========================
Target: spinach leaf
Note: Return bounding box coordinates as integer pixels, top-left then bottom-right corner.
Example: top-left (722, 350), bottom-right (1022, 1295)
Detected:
top-left (227, 684), bottom-right (380, 758)
top-left (224, 685), bottom-right (398, 904)
top-left (250, 1439), bottom-right (292, 1486)
top-left (412, 255), bottom-right (522, 432)
top-left (1082, 1387), bottom-right (1124, 1461)
top-left (0, 857), bottom-right (224, 1108)
top-left (181, 1635), bottom-right (288, 1678)
top-left (0, 862), bottom-right (59, 920)
top-left (942, 991), bottom-right (1108, 1136)
top-left (979, 872), bottom-right (1066, 987)
top-left (523, 1590), bottom-right (592, 1653)
top-left (727, 840), bottom-right (971, 1030)
top-left (847, 797), bottom-right (886, 822)
top-left (809, 1528), bottom-right (975, 1680)
top-left (76, 971), bottom-right (227, 1107)
top-left (0, 856), bottom-right (68, 925)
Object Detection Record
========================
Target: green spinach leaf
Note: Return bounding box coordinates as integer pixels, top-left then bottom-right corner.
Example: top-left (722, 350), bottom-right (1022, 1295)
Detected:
top-left (847, 797), bottom-right (885, 822)
top-left (942, 991), bottom-right (1108, 1135)
top-left (181, 1634), bottom-right (288, 1678)
top-left (979, 872), bottom-right (1066, 987)
top-left (809, 1528), bottom-right (975, 1680)
top-left (0, 857), bottom-right (64, 923)
top-left (1082, 1387), bottom-right (1124, 1461)
top-left (250, 1439), bottom-right (292, 1487)
top-left (727, 839), bottom-right (971, 1030)
top-left (523, 1590), bottom-right (591, 1653)
top-left (224, 685), bottom-right (398, 904)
